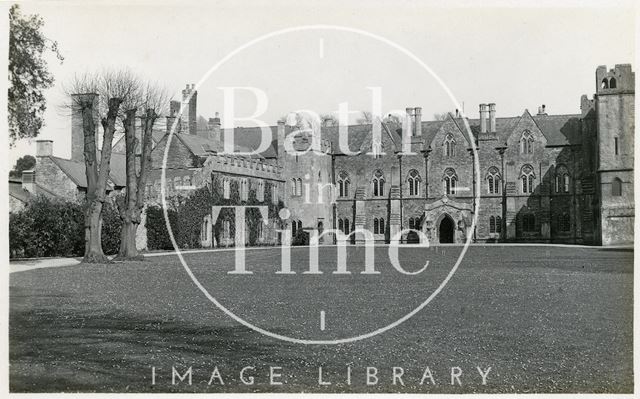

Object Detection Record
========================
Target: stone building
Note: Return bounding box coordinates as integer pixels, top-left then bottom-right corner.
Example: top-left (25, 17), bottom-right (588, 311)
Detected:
top-left (21, 64), bottom-right (634, 247)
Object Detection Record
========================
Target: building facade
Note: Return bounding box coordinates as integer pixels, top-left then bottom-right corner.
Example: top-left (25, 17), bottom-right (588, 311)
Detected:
top-left (21, 65), bottom-right (635, 247)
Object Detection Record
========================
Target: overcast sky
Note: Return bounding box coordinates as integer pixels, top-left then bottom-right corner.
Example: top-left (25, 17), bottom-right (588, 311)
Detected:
top-left (7, 0), bottom-right (636, 165)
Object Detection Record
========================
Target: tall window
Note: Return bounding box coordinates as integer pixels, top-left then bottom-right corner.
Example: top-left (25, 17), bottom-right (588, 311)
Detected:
top-left (555, 165), bottom-right (570, 193)
top-left (223, 178), bottom-right (230, 199)
top-left (291, 179), bottom-right (296, 196)
top-left (240, 178), bottom-right (249, 201)
top-left (496, 216), bottom-right (502, 234)
top-left (223, 220), bottom-right (231, 239)
top-left (257, 180), bottom-right (265, 202)
top-left (609, 77), bottom-right (617, 89)
top-left (296, 178), bottom-right (302, 197)
top-left (489, 216), bottom-right (496, 233)
top-left (486, 167), bottom-right (501, 194)
top-left (373, 218), bottom-right (385, 234)
top-left (338, 218), bottom-right (350, 235)
top-left (559, 212), bottom-right (571, 232)
top-left (520, 164), bottom-right (535, 194)
top-left (337, 171), bottom-right (350, 198)
top-left (291, 220), bottom-right (302, 236)
top-left (611, 177), bottom-right (622, 196)
top-left (272, 184), bottom-right (278, 204)
top-left (372, 170), bottom-right (385, 197)
top-left (444, 133), bottom-right (456, 157)
top-left (183, 175), bottom-right (191, 187)
top-left (522, 214), bottom-right (536, 232)
top-left (520, 130), bottom-right (534, 154)
top-left (407, 169), bottom-right (421, 196)
top-left (614, 137), bottom-right (619, 155)
top-left (408, 217), bottom-right (420, 230)
top-left (443, 168), bottom-right (457, 195)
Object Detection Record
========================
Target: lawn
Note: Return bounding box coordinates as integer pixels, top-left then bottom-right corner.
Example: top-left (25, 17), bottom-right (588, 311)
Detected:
top-left (9, 245), bottom-right (633, 393)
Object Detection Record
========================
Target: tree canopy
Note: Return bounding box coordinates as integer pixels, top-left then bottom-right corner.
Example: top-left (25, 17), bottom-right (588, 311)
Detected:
top-left (10, 155), bottom-right (36, 178)
top-left (8, 4), bottom-right (63, 144)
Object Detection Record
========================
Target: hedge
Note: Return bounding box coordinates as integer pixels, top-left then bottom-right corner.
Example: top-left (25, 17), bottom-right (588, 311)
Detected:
top-left (9, 195), bottom-right (121, 259)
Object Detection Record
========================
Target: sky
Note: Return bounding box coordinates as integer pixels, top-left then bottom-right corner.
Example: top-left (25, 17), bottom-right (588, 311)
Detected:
top-left (6, 0), bottom-right (636, 165)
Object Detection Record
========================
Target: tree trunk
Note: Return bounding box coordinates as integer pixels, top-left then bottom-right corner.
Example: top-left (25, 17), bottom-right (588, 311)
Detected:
top-left (84, 198), bottom-right (107, 262)
top-left (116, 108), bottom-right (158, 261)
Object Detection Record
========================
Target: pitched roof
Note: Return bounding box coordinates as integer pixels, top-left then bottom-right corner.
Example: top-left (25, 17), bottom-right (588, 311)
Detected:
top-left (531, 114), bottom-right (583, 146)
top-left (48, 154), bottom-right (127, 188)
top-left (220, 126), bottom-right (279, 158)
top-left (9, 181), bottom-right (30, 203)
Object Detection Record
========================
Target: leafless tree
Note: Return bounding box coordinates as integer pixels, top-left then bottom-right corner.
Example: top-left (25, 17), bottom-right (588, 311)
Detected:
top-left (64, 69), bottom-right (139, 263)
top-left (115, 81), bottom-right (169, 260)
top-left (433, 112), bottom-right (448, 121)
top-left (319, 113), bottom-right (338, 127)
top-left (356, 111), bottom-right (373, 124)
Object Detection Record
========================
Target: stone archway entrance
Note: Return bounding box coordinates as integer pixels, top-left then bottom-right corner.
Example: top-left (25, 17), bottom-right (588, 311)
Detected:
top-left (439, 215), bottom-right (455, 243)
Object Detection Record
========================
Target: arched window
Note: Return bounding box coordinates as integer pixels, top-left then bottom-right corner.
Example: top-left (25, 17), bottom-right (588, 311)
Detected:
top-left (202, 217), bottom-right (209, 242)
top-left (520, 130), bottom-right (534, 154)
top-left (443, 168), bottom-right (458, 195)
top-left (523, 214), bottom-right (536, 232)
top-left (343, 218), bottom-right (350, 234)
top-left (555, 165), bottom-right (570, 193)
top-left (240, 178), bottom-right (249, 201)
top-left (373, 218), bottom-right (385, 234)
top-left (520, 164), bottom-right (535, 194)
top-left (560, 212), bottom-right (571, 232)
top-left (223, 220), bottom-right (231, 239)
top-left (380, 218), bottom-right (385, 234)
top-left (337, 171), bottom-right (350, 198)
top-left (223, 178), bottom-right (230, 199)
top-left (444, 133), bottom-right (456, 157)
top-left (290, 179), bottom-right (296, 196)
top-left (272, 184), bottom-right (279, 204)
top-left (297, 220), bottom-right (303, 232)
top-left (407, 169), bottom-right (421, 196)
top-left (486, 167), bottom-right (501, 194)
top-left (601, 78), bottom-right (609, 89)
top-left (291, 219), bottom-right (297, 237)
top-left (373, 218), bottom-right (379, 234)
top-left (372, 170), bottom-right (385, 197)
top-left (296, 178), bottom-right (303, 197)
top-left (338, 218), bottom-right (344, 232)
top-left (496, 216), bottom-right (502, 233)
top-left (609, 77), bottom-right (617, 89)
top-left (489, 216), bottom-right (496, 233)
top-left (611, 177), bottom-right (622, 196)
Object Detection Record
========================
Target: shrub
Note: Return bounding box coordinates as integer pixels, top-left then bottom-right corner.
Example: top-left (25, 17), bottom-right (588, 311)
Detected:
top-left (9, 195), bottom-right (121, 259)
top-left (145, 205), bottom-right (178, 250)
top-left (292, 229), bottom-right (309, 246)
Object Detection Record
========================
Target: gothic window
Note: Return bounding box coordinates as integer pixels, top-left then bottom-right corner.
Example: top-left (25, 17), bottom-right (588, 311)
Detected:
top-left (201, 217), bottom-right (209, 242)
top-left (522, 214), bottom-right (536, 232)
top-left (257, 180), bottom-right (265, 202)
top-left (609, 77), bottom-right (617, 89)
top-left (444, 133), bottom-right (456, 157)
top-left (489, 216), bottom-right (496, 233)
top-left (486, 167), bottom-right (501, 194)
top-left (611, 177), bottom-right (622, 196)
top-left (560, 212), bottom-right (571, 232)
top-left (338, 218), bottom-right (343, 232)
top-left (223, 178), bottom-right (230, 199)
top-left (601, 78), bottom-right (609, 89)
top-left (239, 178), bottom-right (249, 201)
top-left (520, 130), bottom-right (534, 154)
top-left (443, 168), bottom-right (457, 195)
top-left (290, 179), bottom-right (296, 196)
top-left (373, 218), bottom-right (385, 234)
top-left (372, 170), bottom-right (385, 197)
top-left (496, 216), bottom-right (502, 233)
top-left (272, 184), bottom-right (278, 204)
top-left (223, 220), bottom-right (231, 239)
top-left (520, 164), bottom-right (535, 194)
top-left (407, 169), bottom-right (421, 196)
top-left (555, 165), bottom-right (570, 193)
top-left (614, 137), bottom-right (619, 155)
top-left (339, 218), bottom-right (350, 234)
top-left (337, 171), bottom-right (350, 198)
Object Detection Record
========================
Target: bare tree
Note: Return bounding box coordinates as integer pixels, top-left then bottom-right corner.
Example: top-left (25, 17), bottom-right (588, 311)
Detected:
top-left (356, 111), bottom-right (373, 124)
top-left (116, 81), bottom-right (168, 260)
top-left (383, 113), bottom-right (402, 125)
top-left (319, 113), bottom-right (338, 127)
top-left (65, 69), bottom-right (139, 263)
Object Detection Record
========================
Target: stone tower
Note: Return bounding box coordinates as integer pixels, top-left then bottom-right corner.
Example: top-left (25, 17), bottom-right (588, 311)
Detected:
top-left (181, 84), bottom-right (198, 135)
top-left (595, 64), bottom-right (635, 245)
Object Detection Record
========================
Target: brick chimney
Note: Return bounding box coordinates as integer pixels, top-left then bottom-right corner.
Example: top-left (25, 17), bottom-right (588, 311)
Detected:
top-left (36, 140), bottom-right (53, 157)
top-left (71, 93), bottom-right (99, 161)
top-left (537, 104), bottom-right (547, 116)
top-left (479, 104), bottom-right (488, 134)
top-left (277, 119), bottom-right (286, 162)
top-left (403, 107), bottom-right (413, 145)
top-left (413, 107), bottom-right (422, 137)
top-left (488, 103), bottom-right (496, 133)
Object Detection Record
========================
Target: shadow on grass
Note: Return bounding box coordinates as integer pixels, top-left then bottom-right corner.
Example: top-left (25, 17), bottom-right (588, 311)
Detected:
top-left (10, 306), bottom-right (303, 393)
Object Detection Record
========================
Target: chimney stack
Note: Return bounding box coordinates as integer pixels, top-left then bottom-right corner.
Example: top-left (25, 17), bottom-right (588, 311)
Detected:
top-left (181, 84), bottom-right (198, 135)
top-left (413, 107), bottom-right (422, 137)
top-left (36, 140), bottom-right (53, 157)
top-left (537, 104), bottom-right (547, 116)
top-left (455, 109), bottom-right (459, 118)
top-left (489, 103), bottom-right (496, 133)
top-left (277, 119), bottom-right (286, 161)
top-left (403, 107), bottom-right (413, 145)
top-left (479, 104), bottom-right (488, 133)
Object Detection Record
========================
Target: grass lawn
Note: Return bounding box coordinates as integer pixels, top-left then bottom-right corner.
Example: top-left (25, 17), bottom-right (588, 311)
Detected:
top-left (9, 245), bottom-right (633, 393)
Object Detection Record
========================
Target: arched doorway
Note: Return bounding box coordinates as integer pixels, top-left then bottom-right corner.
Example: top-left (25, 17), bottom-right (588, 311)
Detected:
top-left (439, 215), bottom-right (455, 243)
